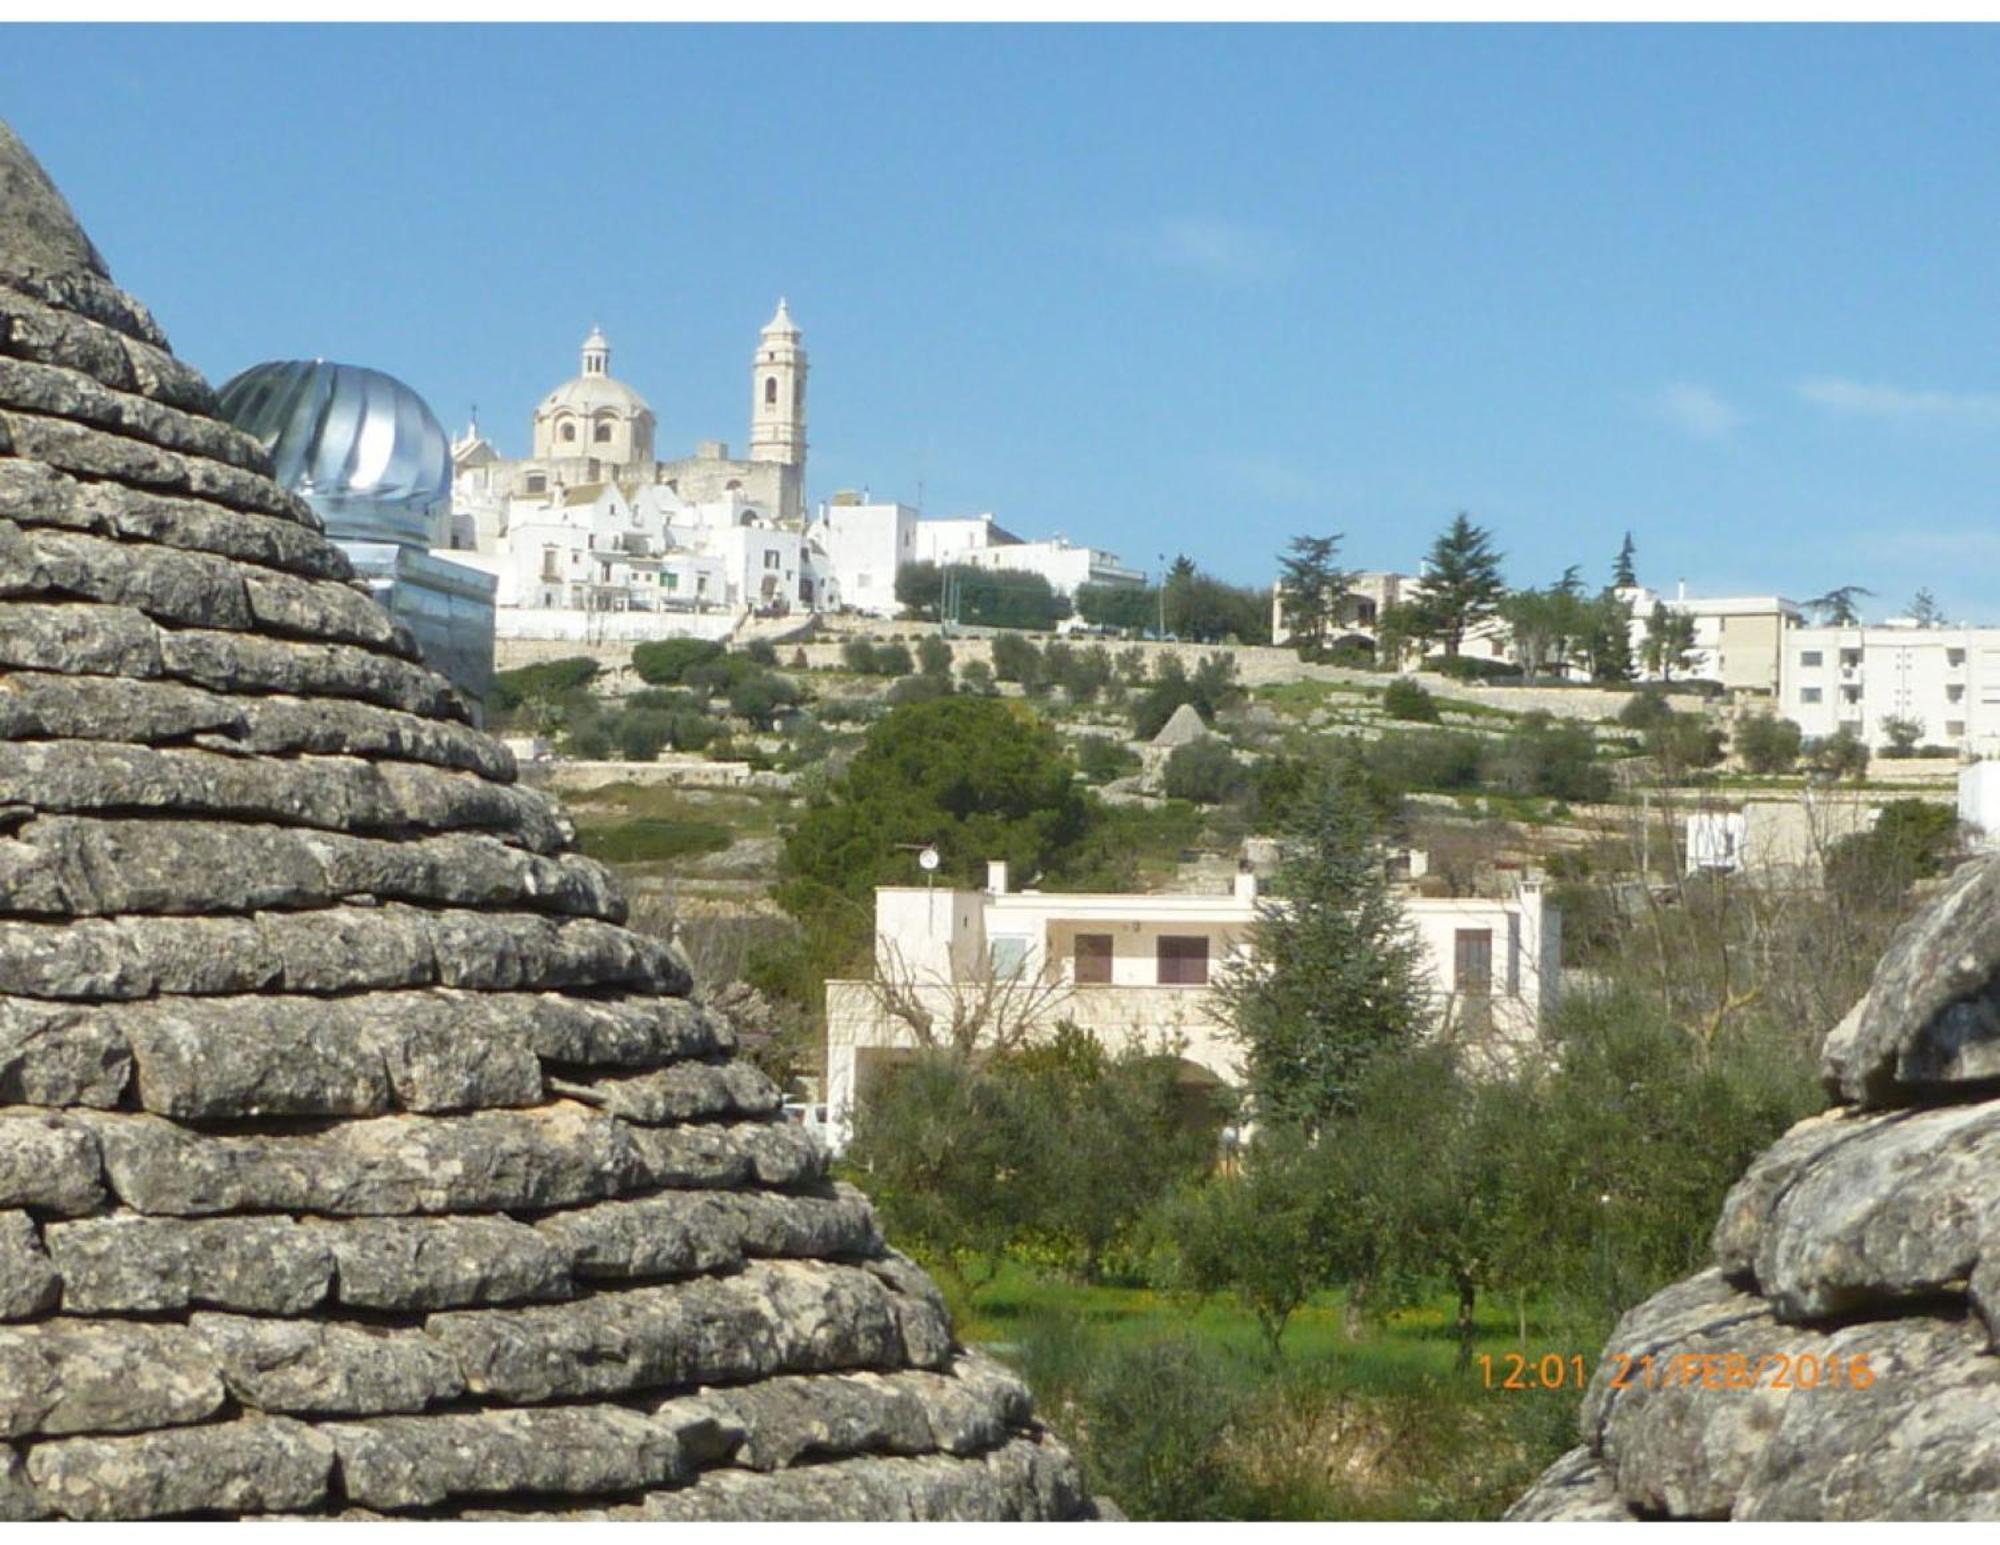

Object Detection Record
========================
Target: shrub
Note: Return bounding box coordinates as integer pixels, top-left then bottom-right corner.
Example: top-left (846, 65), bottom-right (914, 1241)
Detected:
top-left (1880, 714), bottom-right (1925, 758)
top-left (488, 656), bottom-right (599, 714)
top-left (958, 659), bottom-right (998, 697)
top-left (1076, 735), bottom-right (1141, 785)
top-left (1382, 676), bottom-right (1440, 724)
top-left (1807, 726), bottom-right (1870, 782)
top-left (576, 819), bottom-right (732, 865)
top-left (743, 638), bottom-right (779, 667)
top-left (1486, 713), bottom-right (1612, 803)
top-left (1735, 714), bottom-right (1803, 775)
top-left (886, 673), bottom-right (953, 706)
top-left (1616, 690), bottom-right (1675, 732)
top-left (840, 638), bottom-right (879, 675)
top-left (630, 638), bottom-right (724, 685)
top-left (615, 712), bottom-right (671, 763)
top-left (1434, 655), bottom-right (1515, 683)
top-left (1162, 738), bottom-right (1247, 804)
top-left (727, 672), bottom-right (802, 728)
top-left (790, 646), bottom-right (810, 670)
top-left (918, 635), bottom-right (953, 677)
top-left (990, 632), bottom-right (1041, 687)
top-left (1366, 731), bottom-right (1485, 794)
top-left (566, 722), bottom-right (610, 759)
top-left (873, 642), bottom-right (914, 678)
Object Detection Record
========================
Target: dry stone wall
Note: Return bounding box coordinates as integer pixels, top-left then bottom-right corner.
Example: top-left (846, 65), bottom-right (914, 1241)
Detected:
top-left (0, 117), bottom-right (1097, 1521)
top-left (1510, 852), bottom-right (2000, 1520)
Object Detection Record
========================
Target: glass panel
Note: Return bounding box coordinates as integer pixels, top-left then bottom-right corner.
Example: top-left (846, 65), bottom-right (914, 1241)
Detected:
top-left (1074, 933), bottom-right (1113, 985)
top-left (1157, 935), bottom-right (1209, 987)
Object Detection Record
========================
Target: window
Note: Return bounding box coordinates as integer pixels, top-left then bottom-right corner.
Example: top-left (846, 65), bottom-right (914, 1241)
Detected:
top-left (1949, 649), bottom-right (1967, 668)
top-left (1454, 929), bottom-right (1494, 994)
top-left (1841, 649), bottom-right (1863, 668)
top-left (1074, 934), bottom-right (1113, 985)
top-left (1841, 685), bottom-right (1861, 704)
top-left (1800, 650), bottom-right (1823, 667)
top-left (561, 423), bottom-right (577, 443)
top-left (594, 422), bottom-right (613, 443)
top-left (764, 551), bottom-right (781, 570)
top-left (1157, 935), bottom-right (1209, 987)
top-left (1507, 913), bottom-right (1521, 996)
top-left (665, 572), bottom-right (679, 591)
top-left (1801, 687), bottom-right (1822, 704)
top-left (1949, 720), bottom-right (1966, 738)
top-left (525, 474), bottom-right (547, 494)
top-left (765, 376), bottom-right (779, 406)
top-left (541, 548), bottom-right (560, 582)
top-left (1950, 684), bottom-right (1966, 703)
top-left (989, 937), bottom-right (1030, 979)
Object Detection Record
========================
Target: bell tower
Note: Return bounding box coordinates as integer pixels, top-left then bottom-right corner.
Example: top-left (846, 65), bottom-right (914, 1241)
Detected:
top-left (748, 298), bottom-right (807, 467)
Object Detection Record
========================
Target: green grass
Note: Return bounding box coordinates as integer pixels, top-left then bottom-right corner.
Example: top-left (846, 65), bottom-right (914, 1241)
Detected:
top-left (574, 818), bottom-right (733, 865)
top-left (1255, 679), bottom-right (1381, 717)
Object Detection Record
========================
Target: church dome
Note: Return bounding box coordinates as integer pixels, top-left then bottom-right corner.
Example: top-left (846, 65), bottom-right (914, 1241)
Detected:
top-left (216, 359), bottom-right (450, 549)
top-left (541, 325), bottom-right (651, 420)
top-left (0, 115), bottom-right (1097, 1523)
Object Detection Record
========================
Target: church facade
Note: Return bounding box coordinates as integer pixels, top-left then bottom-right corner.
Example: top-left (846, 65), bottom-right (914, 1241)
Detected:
top-left (447, 305), bottom-right (817, 632)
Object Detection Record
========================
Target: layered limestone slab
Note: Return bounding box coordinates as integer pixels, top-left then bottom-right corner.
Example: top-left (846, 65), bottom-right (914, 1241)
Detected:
top-left (0, 407), bottom-right (307, 523)
top-left (626, 1436), bottom-right (1090, 1523)
top-left (0, 817), bottom-right (625, 921)
top-left (0, 460), bottom-right (338, 577)
top-left (533, 1186), bottom-right (880, 1282)
top-left (0, 282), bottom-right (217, 415)
top-left (47, 1213), bottom-right (332, 1315)
top-left (23, 1416), bottom-right (333, 1521)
top-left (0, 1318), bottom-right (224, 1438)
top-left (427, 1259), bottom-right (909, 1404)
top-left (565, 1059), bottom-right (784, 1123)
top-left (0, 996), bottom-right (131, 1104)
top-left (0, 1113), bottom-right (103, 1214)
top-left (1502, 1446), bottom-right (1633, 1522)
top-left (0, 1211), bottom-right (57, 1320)
top-left (1827, 855), bottom-right (2000, 1106)
top-left (75, 1103), bottom-right (655, 1217)
top-left (191, 1314), bottom-right (465, 1416)
top-left (0, 741), bottom-right (562, 851)
top-left (319, 1215), bottom-right (575, 1311)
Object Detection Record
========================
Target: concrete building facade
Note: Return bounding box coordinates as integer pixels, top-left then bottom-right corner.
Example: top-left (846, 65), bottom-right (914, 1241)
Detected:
top-left (822, 860), bottom-right (1559, 1150)
top-left (1779, 623), bottom-right (2000, 755)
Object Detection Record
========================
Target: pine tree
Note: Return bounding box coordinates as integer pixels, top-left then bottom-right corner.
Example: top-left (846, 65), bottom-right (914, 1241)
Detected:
top-left (1276, 534), bottom-right (1348, 660)
top-left (1417, 513), bottom-right (1506, 658)
top-left (1612, 532), bottom-right (1638, 589)
top-left (1216, 761), bottom-right (1433, 1133)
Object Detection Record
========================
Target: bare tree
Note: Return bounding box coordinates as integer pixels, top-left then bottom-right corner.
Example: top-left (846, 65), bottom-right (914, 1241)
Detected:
top-left (864, 937), bottom-right (1074, 1061)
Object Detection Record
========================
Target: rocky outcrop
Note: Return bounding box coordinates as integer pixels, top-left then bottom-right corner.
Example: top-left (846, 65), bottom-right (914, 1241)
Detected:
top-left (1510, 853), bottom-right (2000, 1521)
top-left (0, 118), bottom-right (1097, 1520)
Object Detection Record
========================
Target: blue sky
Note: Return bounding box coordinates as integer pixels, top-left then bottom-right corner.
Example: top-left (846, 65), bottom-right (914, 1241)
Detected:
top-left (7, 24), bottom-right (2000, 620)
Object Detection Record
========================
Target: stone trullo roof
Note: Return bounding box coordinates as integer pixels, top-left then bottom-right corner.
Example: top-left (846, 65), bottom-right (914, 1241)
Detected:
top-left (0, 118), bottom-right (1096, 1522)
top-left (1510, 852), bottom-right (2000, 1521)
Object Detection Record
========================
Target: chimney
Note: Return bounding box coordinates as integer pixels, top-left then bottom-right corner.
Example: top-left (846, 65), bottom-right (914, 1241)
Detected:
top-left (987, 861), bottom-right (1009, 895)
top-left (1233, 863), bottom-right (1257, 903)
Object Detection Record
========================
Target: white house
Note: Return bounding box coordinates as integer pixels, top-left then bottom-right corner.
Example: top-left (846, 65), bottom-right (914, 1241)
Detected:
top-left (1779, 623), bottom-right (2000, 756)
top-left (821, 859), bottom-right (1560, 1151)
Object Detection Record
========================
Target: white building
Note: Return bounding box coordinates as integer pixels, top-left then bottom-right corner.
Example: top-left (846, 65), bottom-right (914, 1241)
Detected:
top-left (1779, 624), bottom-right (2000, 756)
top-left (1684, 793), bottom-right (1881, 879)
top-left (1622, 586), bottom-right (1801, 694)
top-left (821, 859), bottom-right (1560, 1150)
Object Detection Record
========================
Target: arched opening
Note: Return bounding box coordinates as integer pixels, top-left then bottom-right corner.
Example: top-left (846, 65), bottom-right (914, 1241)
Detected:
top-left (559, 422), bottom-right (577, 443)
top-left (764, 376), bottom-right (778, 406)
top-left (593, 421), bottom-right (613, 443)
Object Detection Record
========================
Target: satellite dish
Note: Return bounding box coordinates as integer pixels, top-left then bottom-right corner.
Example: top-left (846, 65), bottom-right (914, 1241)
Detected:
top-left (918, 846), bottom-right (940, 873)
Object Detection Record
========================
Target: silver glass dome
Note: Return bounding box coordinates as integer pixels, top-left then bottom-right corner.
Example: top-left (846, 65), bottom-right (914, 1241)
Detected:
top-left (218, 359), bottom-right (451, 548)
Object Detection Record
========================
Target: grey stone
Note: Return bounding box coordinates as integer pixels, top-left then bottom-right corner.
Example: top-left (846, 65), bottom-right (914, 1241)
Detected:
top-left (575, 1059), bottom-right (784, 1123)
top-left (24, 1416), bottom-right (333, 1521)
top-left (0, 1318), bottom-right (224, 1438)
top-left (0, 283), bottom-right (211, 413)
top-left (78, 1103), bottom-right (651, 1217)
top-left (1710, 1106), bottom-right (1892, 1280)
top-left (0, 118), bottom-right (111, 281)
top-left (0, 459), bottom-right (337, 578)
top-left (359, 994), bottom-right (545, 1111)
top-left (1830, 855), bottom-right (2000, 1106)
top-left (323, 1405), bottom-right (695, 1512)
top-left (533, 1192), bottom-right (749, 1281)
top-left (1733, 1313), bottom-right (2000, 1519)
top-left (1, 517), bottom-right (254, 627)
top-left (681, 1371), bottom-right (935, 1470)
top-left (0, 408), bottom-right (304, 523)
top-left (0, 1442), bottom-right (49, 1520)
top-left (45, 1214), bottom-right (333, 1315)
top-left (0, 1212), bottom-right (57, 1320)
top-left (122, 997), bottom-right (393, 1118)
top-left (158, 625), bottom-right (463, 721)
top-left (428, 911), bottom-right (682, 991)
top-left (256, 906), bottom-right (434, 992)
top-left (0, 358), bottom-right (265, 476)
top-left (0, 667), bottom-right (243, 745)
top-left (320, 1215), bottom-right (574, 1311)
top-left (1503, 1447), bottom-right (1633, 1521)
top-left (122, 913), bottom-right (283, 994)
top-left (0, 1113), bottom-right (103, 1214)
top-left (191, 1314), bottom-right (463, 1416)
top-left (0, 600), bottom-right (160, 677)
top-left (511, 991), bottom-right (725, 1067)
top-left (631, 1437), bottom-right (1087, 1522)
top-left (0, 997), bottom-right (131, 1103)
top-left (1750, 1100), bottom-right (2000, 1321)
top-left (429, 1259), bottom-right (906, 1404)
top-left (632, 1118), bottom-right (827, 1190)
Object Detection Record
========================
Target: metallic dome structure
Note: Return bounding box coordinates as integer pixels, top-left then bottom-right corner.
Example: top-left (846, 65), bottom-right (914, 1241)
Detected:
top-left (217, 359), bottom-right (452, 549)
top-left (218, 359), bottom-right (496, 714)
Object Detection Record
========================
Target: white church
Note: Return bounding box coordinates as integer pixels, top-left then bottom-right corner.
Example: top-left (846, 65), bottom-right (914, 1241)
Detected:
top-left (446, 305), bottom-right (1142, 639)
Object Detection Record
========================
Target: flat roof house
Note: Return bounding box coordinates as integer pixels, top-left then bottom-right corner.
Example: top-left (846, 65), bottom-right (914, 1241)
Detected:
top-left (822, 860), bottom-right (1559, 1151)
